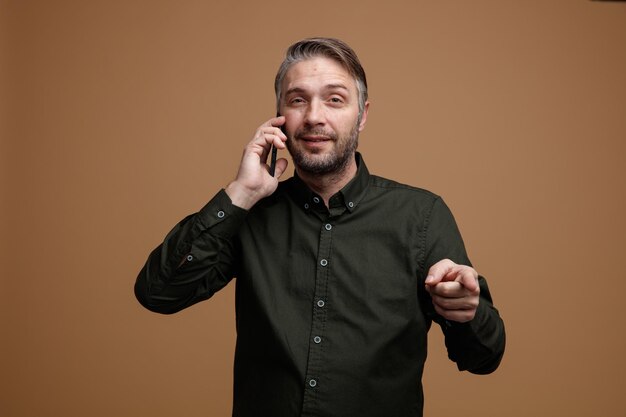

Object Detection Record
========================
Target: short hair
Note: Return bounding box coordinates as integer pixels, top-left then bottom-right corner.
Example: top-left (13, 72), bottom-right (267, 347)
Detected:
top-left (274, 37), bottom-right (368, 117)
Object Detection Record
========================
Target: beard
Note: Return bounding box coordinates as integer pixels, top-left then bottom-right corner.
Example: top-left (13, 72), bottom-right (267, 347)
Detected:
top-left (287, 123), bottom-right (359, 176)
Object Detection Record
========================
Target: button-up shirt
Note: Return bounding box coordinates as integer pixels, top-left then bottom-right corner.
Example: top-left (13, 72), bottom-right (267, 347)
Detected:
top-left (135, 153), bottom-right (505, 417)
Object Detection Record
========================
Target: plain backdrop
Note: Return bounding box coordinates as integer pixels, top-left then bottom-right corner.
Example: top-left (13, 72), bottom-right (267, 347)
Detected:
top-left (2, 1), bottom-right (625, 416)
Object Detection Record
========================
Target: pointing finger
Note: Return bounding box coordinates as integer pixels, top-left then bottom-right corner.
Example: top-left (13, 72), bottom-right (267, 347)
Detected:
top-left (455, 269), bottom-right (479, 293)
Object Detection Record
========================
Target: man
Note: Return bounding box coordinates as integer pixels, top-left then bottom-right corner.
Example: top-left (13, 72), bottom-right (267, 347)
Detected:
top-left (135, 37), bottom-right (505, 417)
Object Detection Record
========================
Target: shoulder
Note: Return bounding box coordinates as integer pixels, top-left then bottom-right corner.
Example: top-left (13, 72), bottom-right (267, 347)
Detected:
top-left (367, 174), bottom-right (441, 204)
top-left (360, 174), bottom-right (450, 227)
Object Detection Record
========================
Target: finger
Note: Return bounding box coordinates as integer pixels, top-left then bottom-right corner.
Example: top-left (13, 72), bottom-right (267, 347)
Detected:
top-left (428, 281), bottom-right (464, 297)
top-left (425, 259), bottom-right (456, 285)
top-left (266, 126), bottom-right (288, 142)
top-left (255, 131), bottom-right (287, 149)
top-left (454, 268), bottom-right (480, 293)
top-left (260, 115), bottom-right (285, 128)
top-left (270, 132), bottom-right (288, 148)
top-left (261, 116), bottom-right (287, 140)
top-left (255, 117), bottom-right (287, 147)
top-left (273, 158), bottom-right (289, 178)
top-left (268, 115), bottom-right (286, 128)
top-left (431, 292), bottom-right (478, 310)
top-left (432, 303), bottom-right (477, 323)
top-left (251, 133), bottom-right (284, 164)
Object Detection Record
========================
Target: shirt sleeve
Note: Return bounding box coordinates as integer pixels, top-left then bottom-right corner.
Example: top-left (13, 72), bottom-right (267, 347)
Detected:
top-left (134, 189), bottom-right (248, 314)
top-left (419, 196), bottom-right (506, 374)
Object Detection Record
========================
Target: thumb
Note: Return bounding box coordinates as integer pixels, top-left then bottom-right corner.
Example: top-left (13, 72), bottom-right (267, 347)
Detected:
top-left (455, 268), bottom-right (479, 293)
top-left (272, 158), bottom-right (289, 178)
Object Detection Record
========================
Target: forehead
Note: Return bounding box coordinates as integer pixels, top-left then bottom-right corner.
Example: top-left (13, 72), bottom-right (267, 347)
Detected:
top-left (282, 56), bottom-right (357, 94)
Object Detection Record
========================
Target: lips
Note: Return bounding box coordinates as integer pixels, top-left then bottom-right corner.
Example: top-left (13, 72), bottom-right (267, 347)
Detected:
top-left (296, 129), bottom-right (336, 141)
top-left (296, 135), bottom-right (333, 152)
top-left (300, 135), bottom-right (331, 142)
top-left (293, 129), bottom-right (337, 152)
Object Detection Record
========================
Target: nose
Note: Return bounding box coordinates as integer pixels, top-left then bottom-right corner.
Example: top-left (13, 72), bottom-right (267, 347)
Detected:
top-left (304, 99), bottom-right (325, 127)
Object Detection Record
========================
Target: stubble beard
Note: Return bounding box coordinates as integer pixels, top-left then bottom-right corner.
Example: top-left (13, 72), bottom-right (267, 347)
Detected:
top-left (287, 123), bottom-right (359, 176)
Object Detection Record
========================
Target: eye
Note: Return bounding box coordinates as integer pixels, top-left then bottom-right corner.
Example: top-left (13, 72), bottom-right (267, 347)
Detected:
top-left (289, 97), bottom-right (306, 105)
top-left (329, 96), bottom-right (344, 104)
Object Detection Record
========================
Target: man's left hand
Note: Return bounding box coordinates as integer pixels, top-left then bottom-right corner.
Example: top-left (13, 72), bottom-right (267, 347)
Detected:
top-left (424, 259), bottom-right (480, 323)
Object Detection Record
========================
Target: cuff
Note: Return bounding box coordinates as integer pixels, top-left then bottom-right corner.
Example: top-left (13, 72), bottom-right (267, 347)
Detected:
top-left (195, 189), bottom-right (248, 239)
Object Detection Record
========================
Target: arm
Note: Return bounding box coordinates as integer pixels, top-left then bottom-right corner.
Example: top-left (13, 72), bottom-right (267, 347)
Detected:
top-left (134, 190), bottom-right (246, 314)
top-left (134, 116), bottom-right (289, 314)
top-left (420, 197), bottom-right (506, 374)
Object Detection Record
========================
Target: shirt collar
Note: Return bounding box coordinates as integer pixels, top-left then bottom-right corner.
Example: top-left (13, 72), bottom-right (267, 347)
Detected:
top-left (287, 152), bottom-right (370, 214)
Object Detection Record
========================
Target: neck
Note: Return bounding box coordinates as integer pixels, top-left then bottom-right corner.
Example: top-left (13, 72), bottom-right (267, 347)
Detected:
top-left (296, 156), bottom-right (358, 207)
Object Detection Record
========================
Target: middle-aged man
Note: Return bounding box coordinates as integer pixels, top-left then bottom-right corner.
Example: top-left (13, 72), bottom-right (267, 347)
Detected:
top-left (135, 37), bottom-right (505, 417)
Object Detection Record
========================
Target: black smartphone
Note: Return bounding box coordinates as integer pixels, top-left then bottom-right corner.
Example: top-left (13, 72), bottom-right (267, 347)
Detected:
top-left (269, 112), bottom-right (285, 177)
top-left (269, 144), bottom-right (278, 177)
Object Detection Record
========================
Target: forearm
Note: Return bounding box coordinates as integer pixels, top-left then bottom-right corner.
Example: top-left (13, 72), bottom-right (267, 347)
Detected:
top-left (440, 278), bottom-right (506, 374)
top-left (134, 190), bottom-right (247, 314)
top-left (420, 197), bottom-right (506, 373)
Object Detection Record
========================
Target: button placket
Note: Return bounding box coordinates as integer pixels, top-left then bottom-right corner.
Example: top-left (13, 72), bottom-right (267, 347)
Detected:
top-left (301, 218), bottom-right (333, 411)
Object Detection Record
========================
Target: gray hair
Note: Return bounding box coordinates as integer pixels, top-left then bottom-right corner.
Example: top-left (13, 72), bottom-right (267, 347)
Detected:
top-left (274, 38), bottom-right (368, 118)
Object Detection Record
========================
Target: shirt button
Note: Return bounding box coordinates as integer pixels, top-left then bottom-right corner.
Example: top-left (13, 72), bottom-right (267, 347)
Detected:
top-left (324, 223), bottom-right (332, 231)
top-left (186, 255), bottom-right (193, 262)
top-left (320, 259), bottom-right (328, 267)
top-left (313, 197), bottom-right (320, 204)
top-left (348, 201), bottom-right (354, 208)
top-left (313, 336), bottom-right (322, 344)
top-left (317, 300), bottom-right (325, 308)
top-left (217, 210), bottom-right (225, 218)
top-left (309, 379), bottom-right (317, 388)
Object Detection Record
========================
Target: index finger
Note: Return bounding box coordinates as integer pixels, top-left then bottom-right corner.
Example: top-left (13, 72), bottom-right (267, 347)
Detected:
top-left (455, 269), bottom-right (479, 293)
top-left (263, 115), bottom-right (285, 128)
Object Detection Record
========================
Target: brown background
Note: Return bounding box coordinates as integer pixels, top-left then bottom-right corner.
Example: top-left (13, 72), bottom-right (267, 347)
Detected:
top-left (2, 1), bottom-right (626, 416)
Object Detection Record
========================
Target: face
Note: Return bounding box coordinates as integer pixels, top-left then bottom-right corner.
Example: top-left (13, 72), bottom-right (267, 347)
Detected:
top-left (279, 56), bottom-right (369, 175)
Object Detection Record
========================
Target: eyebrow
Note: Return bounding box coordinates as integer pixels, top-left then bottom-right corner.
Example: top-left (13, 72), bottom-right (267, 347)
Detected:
top-left (284, 83), bottom-right (350, 96)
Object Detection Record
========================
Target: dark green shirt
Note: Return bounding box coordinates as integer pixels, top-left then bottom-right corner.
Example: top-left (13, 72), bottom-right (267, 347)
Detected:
top-left (135, 153), bottom-right (505, 417)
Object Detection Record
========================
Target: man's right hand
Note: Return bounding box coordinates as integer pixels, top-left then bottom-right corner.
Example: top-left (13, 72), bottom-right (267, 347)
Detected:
top-left (225, 116), bottom-right (289, 210)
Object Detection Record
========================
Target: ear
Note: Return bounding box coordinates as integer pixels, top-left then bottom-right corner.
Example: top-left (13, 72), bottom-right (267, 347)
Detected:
top-left (358, 101), bottom-right (370, 132)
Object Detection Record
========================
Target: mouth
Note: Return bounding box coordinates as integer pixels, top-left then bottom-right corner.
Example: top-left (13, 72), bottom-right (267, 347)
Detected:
top-left (298, 135), bottom-right (332, 151)
top-left (300, 135), bottom-right (331, 142)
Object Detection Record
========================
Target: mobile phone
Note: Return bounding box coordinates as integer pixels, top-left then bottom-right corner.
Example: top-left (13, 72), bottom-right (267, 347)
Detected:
top-left (269, 144), bottom-right (278, 177)
top-left (269, 113), bottom-right (285, 177)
